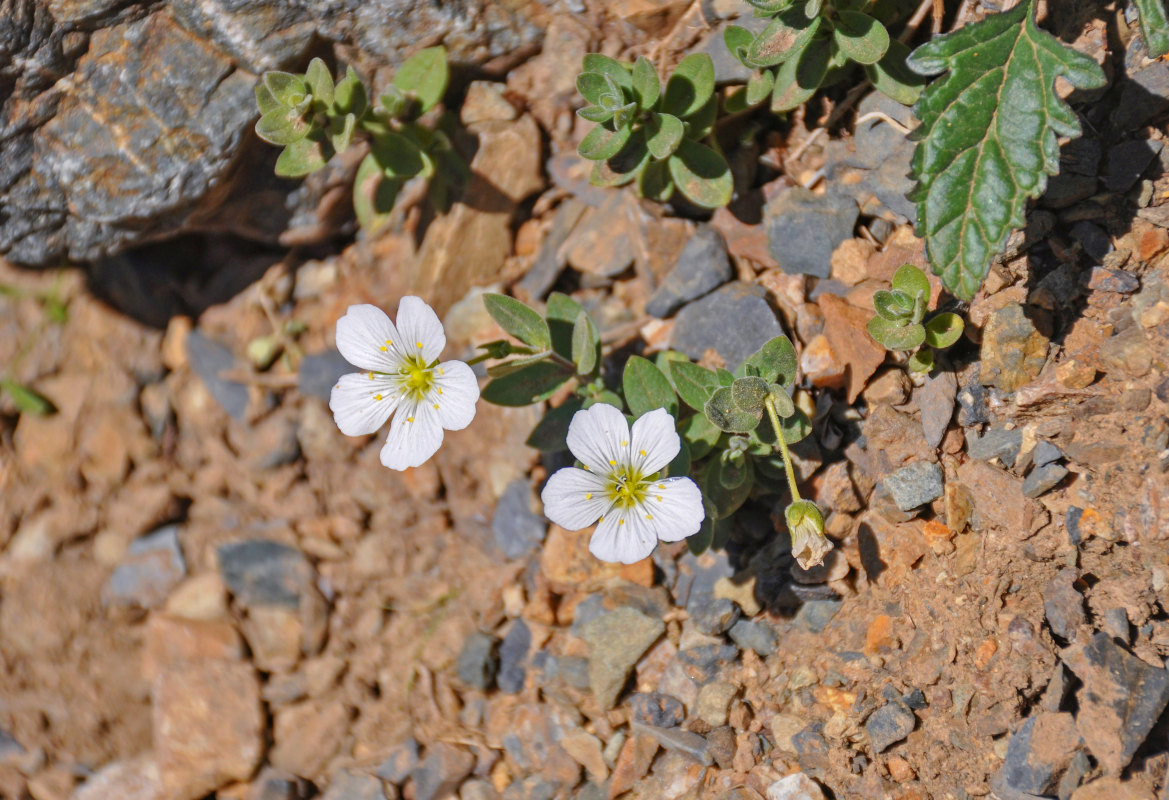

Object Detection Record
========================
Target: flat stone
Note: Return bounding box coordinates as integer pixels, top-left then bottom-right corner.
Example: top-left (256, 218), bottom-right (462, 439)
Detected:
top-left (560, 192), bottom-right (639, 279)
top-left (1087, 267), bottom-right (1140, 294)
top-left (956, 374), bottom-right (990, 427)
top-left (1070, 221), bottom-right (1113, 262)
top-left (457, 632), bottom-right (499, 691)
top-left (881, 461), bottom-right (944, 511)
top-left (607, 731), bottom-right (659, 800)
top-left (765, 773), bottom-right (827, 800)
top-left (691, 597), bottom-right (741, 636)
top-left (635, 724), bottom-right (711, 766)
top-left (103, 524), bottom-right (186, 608)
top-left (917, 370), bottom-right (957, 449)
top-left (1061, 632), bottom-right (1169, 773)
top-left (764, 187), bottom-right (859, 278)
top-left (819, 294), bottom-right (887, 403)
top-left (792, 600), bottom-right (843, 634)
top-left (864, 701), bottom-right (915, 753)
top-left (375, 739), bottom-right (420, 784)
top-left (1115, 61), bottom-right (1169, 130)
top-left (694, 681), bottom-right (738, 727)
top-left (646, 225), bottom-right (733, 318)
top-left (217, 539), bottom-right (315, 611)
top-left (669, 282), bottom-right (786, 371)
top-left (187, 331), bottom-right (249, 420)
top-left (498, 619), bottom-right (531, 695)
top-left (1043, 568), bottom-right (1085, 642)
top-left (1104, 139), bottom-right (1163, 192)
top-left (629, 692), bottom-right (685, 728)
top-left (71, 756), bottom-right (163, 800)
top-left (966, 427), bottom-right (1024, 467)
top-left (728, 619), bottom-right (778, 656)
top-left (298, 349), bottom-right (352, 400)
top-left (492, 479), bottom-right (546, 559)
top-left (516, 199), bottom-right (588, 301)
top-left (1031, 441), bottom-right (1063, 467)
top-left (980, 304), bottom-right (1049, 393)
top-left (581, 606), bottom-right (665, 709)
top-left (1022, 462), bottom-right (1068, 498)
top-left (996, 712), bottom-right (1082, 795)
top-left (270, 700), bottom-right (349, 779)
top-left (412, 743), bottom-right (475, 800)
top-left (322, 769), bottom-right (385, 800)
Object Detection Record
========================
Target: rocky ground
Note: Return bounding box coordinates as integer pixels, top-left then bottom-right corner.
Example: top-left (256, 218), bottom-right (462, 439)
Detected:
top-left (2, 2), bottom-right (1169, 800)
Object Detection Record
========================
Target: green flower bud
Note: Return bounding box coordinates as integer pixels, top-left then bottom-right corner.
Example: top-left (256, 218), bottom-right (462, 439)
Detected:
top-left (785, 499), bottom-right (831, 570)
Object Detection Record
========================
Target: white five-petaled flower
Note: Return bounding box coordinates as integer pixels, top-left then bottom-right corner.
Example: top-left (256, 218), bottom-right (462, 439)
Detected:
top-left (329, 298), bottom-right (479, 470)
top-left (541, 403), bottom-right (705, 564)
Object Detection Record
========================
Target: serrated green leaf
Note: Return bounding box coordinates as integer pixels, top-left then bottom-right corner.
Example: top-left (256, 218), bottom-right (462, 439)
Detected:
top-left (865, 39), bottom-right (925, 105)
top-left (591, 135), bottom-right (649, 187)
top-left (579, 123), bottom-right (632, 161)
top-left (668, 139), bottom-right (733, 209)
top-left (256, 109), bottom-right (311, 146)
top-left (740, 335), bottom-right (798, 387)
top-left (724, 26), bottom-right (755, 68)
top-left (671, 361), bottom-right (720, 411)
top-left (545, 292), bottom-right (584, 359)
top-left (731, 376), bottom-right (770, 415)
top-left (583, 54), bottom-right (633, 90)
top-left (483, 361), bottom-right (573, 406)
top-left (526, 396), bottom-right (584, 451)
top-left (662, 54), bottom-right (716, 118)
top-left (907, 0), bottom-right (1107, 301)
top-left (832, 11), bottom-right (889, 65)
top-left (623, 356), bottom-right (678, 417)
top-left (1136, 0), bottom-right (1169, 58)
top-left (924, 312), bottom-right (964, 349)
top-left (483, 294), bottom-right (551, 350)
top-left (645, 113), bottom-right (684, 160)
top-left (681, 412), bottom-right (721, 460)
top-left (275, 135), bottom-right (331, 177)
top-left (770, 35), bottom-right (830, 112)
top-left (370, 131), bottom-right (425, 177)
top-left (353, 153), bottom-right (400, 231)
top-left (571, 311), bottom-right (600, 375)
top-left (304, 58), bottom-right (335, 107)
top-left (1, 379), bottom-right (55, 415)
top-left (747, 10), bottom-right (821, 68)
top-left (631, 57), bottom-right (660, 109)
top-left (873, 289), bottom-right (913, 321)
top-left (263, 71), bottom-right (306, 106)
top-left (394, 46), bottom-right (448, 113)
top-left (705, 386), bottom-right (762, 433)
top-left (907, 348), bottom-right (934, 373)
top-left (867, 316), bottom-right (925, 350)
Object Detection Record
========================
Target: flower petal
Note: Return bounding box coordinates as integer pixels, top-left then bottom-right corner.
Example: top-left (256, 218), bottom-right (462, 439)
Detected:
top-left (335, 304), bottom-right (403, 372)
top-left (329, 372), bottom-right (399, 436)
top-left (588, 508), bottom-right (657, 564)
top-left (566, 403), bottom-right (630, 474)
top-left (380, 400), bottom-right (443, 470)
top-left (629, 408), bottom-right (680, 474)
top-left (638, 477), bottom-right (704, 543)
top-left (430, 360), bottom-right (479, 431)
top-left (395, 296), bottom-right (446, 364)
top-left (541, 467), bottom-right (609, 530)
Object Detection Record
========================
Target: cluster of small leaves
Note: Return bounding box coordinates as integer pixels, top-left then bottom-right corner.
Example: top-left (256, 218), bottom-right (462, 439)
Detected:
top-left (480, 293), bottom-right (812, 554)
top-left (906, 0), bottom-right (1106, 301)
top-left (255, 49), bottom-right (467, 231)
top-left (1135, 0), bottom-right (1169, 59)
top-left (723, 0), bottom-right (924, 114)
top-left (867, 265), bottom-right (963, 373)
top-left (575, 54), bottom-right (733, 208)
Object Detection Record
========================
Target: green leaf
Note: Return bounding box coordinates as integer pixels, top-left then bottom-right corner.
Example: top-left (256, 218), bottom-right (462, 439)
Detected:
top-left (304, 58), bottom-right (335, 107)
top-left (583, 54), bottom-right (633, 90)
top-left (907, 348), bottom-right (934, 373)
top-left (768, 385), bottom-right (795, 418)
top-left (590, 136), bottom-right (649, 187)
top-left (867, 316), bottom-right (925, 350)
top-left (1136, 0), bottom-right (1169, 58)
top-left (578, 105), bottom-right (615, 124)
top-left (482, 361), bottom-right (573, 406)
top-left (718, 453), bottom-right (751, 490)
top-left (687, 512), bottom-right (714, 555)
top-left (865, 39), bottom-right (925, 105)
top-left (873, 289), bottom-right (913, 321)
top-left (667, 438), bottom-right (691, 479)
top-left (832, 12), bottom-right (890, 66)
top-left (703, 457), bottom-right (754, 517)
top-left (487, 354), bottom-right (551, 378)
top-left (645, 113), bottom-right (684, 160)
top-left (779, 406), bottom-right (812, 444)
top-left (623, 356), bottom-right (678, 417)
top-left (662, 54), bottom-right (716, 118)
top-left (743, 0), bottom-right (797, 13)
top-left (891, 263), bottom-right (930, 301)
top-left (638, 159), bottom-right (674, 201)
top-left (328, 113), bottom-right (357, 153)
top-left (770, 35), bottom-right (830, 112)
top-left (483, 294), bottom-right (551, 350)
top-left (705, 386), bottom-right (762, 433)
top-left (667, 139), bottom-right (733, 209)
top-left (684, 94), bottom-right (718, 138)
top-left (256, 109), bottom-right (310, 146)
top-left (255, 84), bottom-right (282, 115)
top-left (671, 361), bottom-right (720, 411)
top-left (907, 0), bottom-right (1107, 301)
top-left (681, 413), bottom-right (721, 460)
top-left (717, 369), bottom-right (734, 387)
top-left (631, 56), bottom-right (661, 109)
top-left (924, 312), bottom-right (964, 349)
top-left (576, 72), bottom-right (610, 106)
top-left (746, 70), bottom-right (775, 106)
top-left (731, 376), bottom-right (770, 415)
top-left (263, 71), bottom-right (307, 106)
top-left (545, 292), bottom-right (584, 359)
top-left (724, 25), bottom-right (755, 67)
top-left (370, 131), bottom-right (425, 177)
top-left (740, 335), bottom-right (798, 387)
top-left (571, 311), bottom-right (600, 375)
top-left (1, 379), bottom-right (55, 415)
top-left (579, 123), bottom-right (632, 161)
top-left (394, 46), bottom-right (448, 113)
top-left (746, 10), bottom-right (821, 68)
top-left (353, 153), bottom-right (400, 231)
top-left (526, 397), bottom-right (584, 451)
top-left (275, 135), bottom-right (331, 177)
top-left (584, 389), bottom-right (624, 410)
top-left (334, 67), bottom-right (368, 115)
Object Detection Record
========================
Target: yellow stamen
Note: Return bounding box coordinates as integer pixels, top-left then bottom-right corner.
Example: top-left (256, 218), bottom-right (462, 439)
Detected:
top-left (599, 515), bottom-right (605, 522)
top-left (646, 514), bottom-right (653, 520)
top-left (618, 519), bottom-right (625, 526)
top-left (407, 416), bottom-right (414, 423)
top-left (658, 484), bottom-right (665, 489)
top-left (585, 493), bottom-right (593, 500)
top-left (433, 404), bottom-right (440, 410)
top-left (640, 449), bottom-right (647, 457)
top-left (368, 372), bottom-right (374, 380)
top-left (374, 394), bottom-right (383, 401)
top-left (379, 346), bottom-right (388, 351)
top-left (416, 341), bottom-right (423, 348)
top-left (621, 440), bottom-right (628, 447)
top-left (385, 339), bottom-right (393, 345)
top-left (438, 388), bottom-right (443, 394)
top-left (609, 459), bottom-right (617, 466)
top-left (439, 367), bottom-right (445, 375)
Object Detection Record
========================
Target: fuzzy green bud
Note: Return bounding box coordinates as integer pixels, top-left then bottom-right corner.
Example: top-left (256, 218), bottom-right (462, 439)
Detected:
top-left (785, 499), bottom-right (831, 570)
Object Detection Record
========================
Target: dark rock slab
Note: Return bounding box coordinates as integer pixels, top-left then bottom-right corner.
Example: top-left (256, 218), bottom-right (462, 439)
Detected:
top-left (492, 479), bottom-right (546, 560)
top-left (1115, 62), bottom-right (1169, 131)
top-left (763, 187), bottom-right (858, 278)
top-left (217, 539), bottom-right (315, 610)
top-left (728, 619), bottom-right (778, 656)
top-left (298, 349), bottom-right (352, 400)
top-left (102, 524), bottom-right (186, 608)
top-left (457, 632), bottom-right (499, 691)
top-left (581, 606), bottom-right (664, 709)
top-left (634, 723), bottom-right (712, 766)
top-left (1031, 441), bottom-right (1063, 467)
top-left (1043, 568), bottom-right (1085, 642)
top-left (629, 692), bottom-right (685, 728)
top-left (669, 282), bottom-right (785, 371)
top-left (996, 713), bottom-right (1082, 796)
top-left (1022, 463), bottom-right (1068, 498)
top-left (792, 600), bottom-right (842, 634)
top-left (1087, 267), bottom-right (1140, 294)
top-left (646, 226), bottom-right (733, 318)
top-left (917, 370), bottom-right (957, 449)
top-left (497, 619), bottom-right (531, 695)
top-left (691, 598), bottom-right (741, 636)
top-left (966, 426), bottom-right (1023, 467)
top-left (1070, 221), bottom-right (1113, 262)
top-left (1104, 139), bottom-right (1163, 192)
top-left (881, 461), bottom-right (944, 511)
top-left (411, 743), bottom-right (474, 800)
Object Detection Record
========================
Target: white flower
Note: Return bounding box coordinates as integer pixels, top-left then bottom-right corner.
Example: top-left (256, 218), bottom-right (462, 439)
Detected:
top-left (786, 500), bottom-right (831, 570)
top-left (541, 403), bottom-right (705, 564)
top-left (329, 298), bottom-right (479, 470)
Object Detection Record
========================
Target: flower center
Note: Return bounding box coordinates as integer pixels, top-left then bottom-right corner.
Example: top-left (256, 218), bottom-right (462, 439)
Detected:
top-left (606, 466), bottom-right (648, 509)
top-left (398, 355), bottom-right (434, 400)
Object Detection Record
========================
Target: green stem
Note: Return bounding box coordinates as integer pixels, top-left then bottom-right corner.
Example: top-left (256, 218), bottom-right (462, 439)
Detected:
top-left (465, 352), bottom-right (492, 367)
top-left (764, 396), bottom-right (801, 503)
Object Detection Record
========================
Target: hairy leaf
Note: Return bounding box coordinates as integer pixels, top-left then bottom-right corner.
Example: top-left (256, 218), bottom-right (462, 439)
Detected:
top-left (891, 263), bottom-right (931, 300)
top-left (334, 67), bottom-right (367, 115)
top-left (724, 25), bottom-right (755, 66)
top-left (747, 10), bottom-right (821, 68)
top-left (263, 71), bottom-right (306, 106)
top-left (867, 316), bottom-right (925, 350)
top-left (865, 39), bottom-right (925, 105)
top-left (638, 159), bottom-right (674, 201)
top-left (832, 11), bottom-right (889, 66)
top-left (304, 58), bottom-right (335, 107)
top-left (1136, 0), bottom-right (1169, 58)
top-left (668, 139), bottom-right (733, 208)
top-left (770, 35), bottom-right (831, 112)
top-left (645, 113), bottom-right (684, 160)
top-left (662, 54), bottom-right (716, 118)
top-left (705, 386), bottom-right (761, 433)
top-left (623, 356), bottom-right (678, 417)
top-left (571, 311), bottom-right (600, 375)
top-left (275, 135), bottom-right (331, 177)
top-left (591, 136), bottom-right (649, 187)
top-left (631, 56), bottom-right (661, 109)
top-left (873, 289), bottom-right (913, 321)
top-left (482, 361), bottom-right (573, 406)
top-left (545, 292), bottom-right (584, 359)
top-left (739, 335), bottom-right (798, 387)
top-left (681, 413), bottom-right (721, 460)
top-left (579, 123), bottom-right (632, 161)
top-left (731, 376), bottom-right (770, 415)
top-left (256, 110), bottom-right (310, 146)
top-left (907, 0), bottom-right (1106, 300)
top-left (483, 294), bottom-right (551, 350)
top-left (394, 46), bottom-right (448, 113)
top-left (370, 131), bottom-right (425, 177)
top-left (907, 348), bottom-right (934, 373)
top-left (353, 154), bottom-right (400, 231)
top-left (583, 54), bottom-right (633, 90)
top-left (671, 361), bottom-right (720, 411)
top-left (923, 311), bottom-right (964, 349)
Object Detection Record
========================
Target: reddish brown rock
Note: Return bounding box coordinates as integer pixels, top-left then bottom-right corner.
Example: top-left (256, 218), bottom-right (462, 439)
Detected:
top-left (818, 294), bottom-right (887, 403)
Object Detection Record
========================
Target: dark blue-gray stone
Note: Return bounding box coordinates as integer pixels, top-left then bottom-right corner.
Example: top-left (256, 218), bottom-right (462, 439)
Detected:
top-left (217, 539), bottom-right (312, 610)
top-left (1087, 266), bottom-right (1140, 294)
top-left (728, 618), bottom-right (778, 656)
top-left (865, 701), bottom-right (915, 752)
top-left (629, 692), bottom-right (685, 728)
top-left (956, 376), bottom-right (990, 427)
top-left (646, 225), bottom-right (733, 318)
top-left (187, 330), bottom-right (249, 420)
top-left (881, 461), bottom-right (944, 511)
top-left (792, 600), bottom-right (843, 634)
top-left (1022, 463), bottom-right (1068, 498)
top-left (636, 723), bottom-right (712, 765)
top-left (492, 479), bottom-right (546, 560)
top-left (103, 524), bottom-right (186, 608)
top-left (691, 597), bottom-right (741, 636)
top-left (1070, 221), bottom-right (1113, 262)
top-left (966, 427), bottom-right (1023, 467)
top-left (497, 619), bottom-right (531, 694)
top-left (669, 282), bottom-right (786, 371)
top-left (1031, 441), bottom-right (1063, 467)
top-left (298, 349), bottom-right (352, 400)
top-left (1105, 139), bottom-right (1163, 192)
top-left (997, 713), bottom-right (1081, 796)
top-left (457, 632), bottom-right (498, 691)
top-left (1042, 568), bottom-right (1085, 642)
top-left (763, 187), bottom-right (858, 278)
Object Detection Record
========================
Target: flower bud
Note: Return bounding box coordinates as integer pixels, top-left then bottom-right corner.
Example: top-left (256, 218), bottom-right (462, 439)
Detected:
top-left (785, 500), bottom-right (831, 570)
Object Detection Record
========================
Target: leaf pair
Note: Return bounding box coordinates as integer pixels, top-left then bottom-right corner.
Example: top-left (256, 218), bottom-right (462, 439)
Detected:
top-left (866, 265), bottom-right (965, 371)
top-left (575, 54), bottom-right (733, 208)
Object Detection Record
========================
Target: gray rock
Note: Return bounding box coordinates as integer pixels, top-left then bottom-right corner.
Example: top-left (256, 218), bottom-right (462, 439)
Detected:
top-left (966, 427), bottom-right (1023, 467)
top-left (375, 739), bottom-right (420, 784)
top-left (864, 701), bottom-right (915, 753)
top-left (792, 600), bottom-right (843, 634)
top-left (728, 619), bottom-right (778, 656)
top-left (844, 94), bottom-right (917, 221)
top-left (322, 769), bottom-right (385, 800)
top-left (581, 606), bottom-right (665, 709)
top-left (515, 199), bottom-right (588, 300)
top-left (629, 692), bottom-right (685, 728)
top-left (217, 539), bottom-right (315, 610)
top-left (669, 282), bottom-right (786, 371)
top-left (917, 370), bottom-right (957, 449)
top-left (1061, 632), bottom-right (1169, 773)
top-left (764, 187), bottom-right (859, 278)
top-left (497, 619), bottom-right (531, 695)
top-left (411, 743), bottom-right (475, 800)
top-left (1070, 221), bottom-right (1113, 262)
top-left (691, 598), bottom-right (741, 636)
top-left (457, 632), bottom-right (499, 691)
top-left (0, 728), bottom-right (26, 763)
top-left (635, 724), bottom-right (712, 766)
top-left (187, 331), bottom-right (249, 421)
top-left (646, 226), bottom-right (733, 318)
top-left (1116, 62), bottom-right (1169, 130)
top-left (956, 375), bottom-right (990, 427)
top-left (1022, 463), bottom-right (1068, 498)
top-left (461, 779), bottom-right (502, 800)
top-left (1031, 441), bottom-right (1063, 467)
top-left (881, 461), bottom-right (944, 511)
top-left (298, 349), bottom-right (353, 400)
top-left (1101, 607), bottom-right (1130, 642)
top-left (1104, 139), bottom-right (1163, 192)
top-left (1041, 174), bottom-right (1099, 209)
top-left (501, 777), bottom-right (558, 800)
top-left (1061, 137), bottom-right (1102, 176)
top-left (1087, 266), bottom-right (1140, 294)
top-left (492, 479), bottom-right (546, 560)
top-left (1043, 569), bottom-right (1085, 641)
top-left (996, 713), bottom-right (1082, 796)
top-left (103, 524), bottom-right (186, 608)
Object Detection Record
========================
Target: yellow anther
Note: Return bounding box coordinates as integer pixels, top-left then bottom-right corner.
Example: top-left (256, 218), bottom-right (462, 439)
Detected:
top-left (658, 484), bottom-right (665, 489)
top-left (433, 403), bottom-right (440, 410)
top-left (385, 339), bottom-right (392, 345)
top-left (609, 459), bottom-right (617, 466)
top-left (374, 394), bottom-right (383, 401)
top-left (438, 387), bottom-right (443, 394)
top-left (368, 372), bottom-right (374, 380)
top-left (621, 440), bottom-right (628, 447)
top-left (439, 367), bottom-right (445, 375)
top-left (646, 514), bottom-right (653, 520)
top-left (407, 416), bottom-right (414, 423)
top-left (640, 449), bottom-right (647, 457)
top-left (599, 515), bottom-right (605, 522)
top-left (585, 493), bottom-right (593, 500)
top-left (379, 346), bottom-right (388, 351)
top-left (416, 341), bottom-right (423, 348)
top-left (656, 496), bottom-right (662, 502)
top-left (618, 519), bottom-right (625, 526)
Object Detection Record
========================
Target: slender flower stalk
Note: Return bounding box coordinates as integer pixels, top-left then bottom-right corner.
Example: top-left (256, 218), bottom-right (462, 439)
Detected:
top-left (765, 394), bottom-right (831, 569)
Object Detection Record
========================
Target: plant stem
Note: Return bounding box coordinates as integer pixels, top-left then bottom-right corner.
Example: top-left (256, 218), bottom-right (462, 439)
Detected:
top-left (764, 396), bottom-right (801, 503)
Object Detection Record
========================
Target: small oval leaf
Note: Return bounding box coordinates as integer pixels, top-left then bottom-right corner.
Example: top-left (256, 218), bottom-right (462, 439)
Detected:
top-left (623, 356), bottom-right (679, 418)
top-left (832, 11), bottom-right (890, 65)
top-left (482, 294), bottom-right (551, 350)
top-left (667, 139), bottom-right (733, 209)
